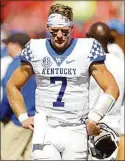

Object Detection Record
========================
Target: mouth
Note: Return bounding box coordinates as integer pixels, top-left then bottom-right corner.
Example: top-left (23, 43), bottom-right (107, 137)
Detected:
top-left (55, 40), bottom-right (65, 44)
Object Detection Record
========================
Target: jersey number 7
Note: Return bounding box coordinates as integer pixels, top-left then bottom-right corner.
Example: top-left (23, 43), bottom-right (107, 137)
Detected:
top-left (50, 77), bottom-right (67, 107)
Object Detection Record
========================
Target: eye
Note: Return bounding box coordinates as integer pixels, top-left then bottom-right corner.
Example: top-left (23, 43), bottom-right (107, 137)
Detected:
top-left (61, 29), bottom-right (69, 33)
top-left (51, 29), bottom-right (59, 33)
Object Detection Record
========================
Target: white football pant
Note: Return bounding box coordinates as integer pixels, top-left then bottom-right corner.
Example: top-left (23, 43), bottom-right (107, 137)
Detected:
top-left (32, 112), bottom-right (88, 160)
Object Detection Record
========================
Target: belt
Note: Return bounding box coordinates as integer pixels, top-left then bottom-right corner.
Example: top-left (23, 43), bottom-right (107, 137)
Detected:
top-left (46, 116), bottom-right (85, 127)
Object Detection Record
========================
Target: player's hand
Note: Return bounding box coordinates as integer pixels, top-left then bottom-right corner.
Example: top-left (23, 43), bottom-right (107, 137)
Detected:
top-left (22, 116), bottom-right (34, 131)
top-left (86, 119), bottom-right (101, 136)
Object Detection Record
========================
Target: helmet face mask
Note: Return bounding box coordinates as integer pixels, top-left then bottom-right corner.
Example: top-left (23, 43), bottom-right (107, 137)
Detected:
top-left (88, 123), bottom-right (119, 160)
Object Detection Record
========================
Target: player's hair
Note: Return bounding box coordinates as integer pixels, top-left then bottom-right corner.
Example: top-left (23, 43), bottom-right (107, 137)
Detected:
top-left (48, 3), bottom-right (73, 21)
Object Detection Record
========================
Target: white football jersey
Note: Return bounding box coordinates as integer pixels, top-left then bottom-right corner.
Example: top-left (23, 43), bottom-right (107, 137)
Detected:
top-left (19, 38), bottom-right (105, 123)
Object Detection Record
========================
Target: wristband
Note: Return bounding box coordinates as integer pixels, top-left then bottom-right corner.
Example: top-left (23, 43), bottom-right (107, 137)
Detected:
top-left (18, 113), bottom-right (28, 123)
top-left (88, 93), bottom-right (115, 123)
top-left (88, 111), bottom-right (102, 123)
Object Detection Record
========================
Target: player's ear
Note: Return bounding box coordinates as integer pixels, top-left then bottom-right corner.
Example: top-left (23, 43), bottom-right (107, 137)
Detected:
top-left (47, 26), bottom-right (51, 33)
top-left (47, 25), bottom-right (49, 30)
top-left (70, 26), bottom-right (73, 33)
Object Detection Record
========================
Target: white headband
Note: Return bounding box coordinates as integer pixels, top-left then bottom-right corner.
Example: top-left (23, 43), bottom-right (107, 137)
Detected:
top-left (47, 13), bottom-right (74, 27)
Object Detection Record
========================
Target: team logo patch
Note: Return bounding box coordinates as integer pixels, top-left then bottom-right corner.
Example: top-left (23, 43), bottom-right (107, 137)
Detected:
top-left (41, 56), bottom-right (52, 67)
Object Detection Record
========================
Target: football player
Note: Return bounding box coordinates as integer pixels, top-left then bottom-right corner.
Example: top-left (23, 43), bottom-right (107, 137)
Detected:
top-left (6, 3), bottom-right (119, 160)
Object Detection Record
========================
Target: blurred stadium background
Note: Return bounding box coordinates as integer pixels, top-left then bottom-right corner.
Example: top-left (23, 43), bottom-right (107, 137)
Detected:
top-left (1, 0), bottom-right (124, 39)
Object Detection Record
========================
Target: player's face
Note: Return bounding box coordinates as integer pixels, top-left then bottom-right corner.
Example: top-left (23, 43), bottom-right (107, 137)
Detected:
top-left (48, 26), bottom-right (73, 51)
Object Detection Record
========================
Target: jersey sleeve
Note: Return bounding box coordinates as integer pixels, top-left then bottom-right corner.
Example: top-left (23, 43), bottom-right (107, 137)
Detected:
top-left (88, 39), bottom-right (106, 66)
top-left (19, 40), bottom-right (34, 63)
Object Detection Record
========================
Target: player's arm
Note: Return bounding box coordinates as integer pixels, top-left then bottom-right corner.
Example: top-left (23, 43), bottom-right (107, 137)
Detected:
top-left (88, 62), bottom-right (119, 122)
top-left (86, 39), bottom-right (119, 135)
top-left (86, 62), bottom-right (119, 135)
top-left (117, 134), bottom-right (125, 160)
top-left (117, 104), bottom-right (125, 160)
top-left (6, 62), bottom-right (34, 130)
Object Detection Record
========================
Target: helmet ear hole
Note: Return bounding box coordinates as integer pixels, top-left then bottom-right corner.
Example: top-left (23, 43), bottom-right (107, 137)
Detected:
top-left (95, 134), bottom-right (117, 159)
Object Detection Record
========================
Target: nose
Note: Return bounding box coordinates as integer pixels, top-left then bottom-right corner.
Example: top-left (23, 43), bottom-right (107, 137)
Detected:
top-left (57, 30), bottom-right (63, 38)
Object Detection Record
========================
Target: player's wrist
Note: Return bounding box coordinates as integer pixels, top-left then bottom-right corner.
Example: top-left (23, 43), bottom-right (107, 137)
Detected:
top-left (88, 111), bottom-right (102, 123)
top-left (18, 113), bottom-right (29, 123)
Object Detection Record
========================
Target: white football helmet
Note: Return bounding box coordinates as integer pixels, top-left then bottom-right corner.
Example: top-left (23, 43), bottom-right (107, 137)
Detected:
top-left (88, 123), bottom-right (119, 160)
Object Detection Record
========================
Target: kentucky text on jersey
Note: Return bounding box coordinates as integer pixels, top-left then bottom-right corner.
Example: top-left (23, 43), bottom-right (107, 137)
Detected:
top-left (42, 68), bottom-right (76, 75)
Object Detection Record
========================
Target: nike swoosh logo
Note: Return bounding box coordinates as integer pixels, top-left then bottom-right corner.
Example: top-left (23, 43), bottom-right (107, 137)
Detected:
top-left (66, 60), bottom-right (75, 64)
